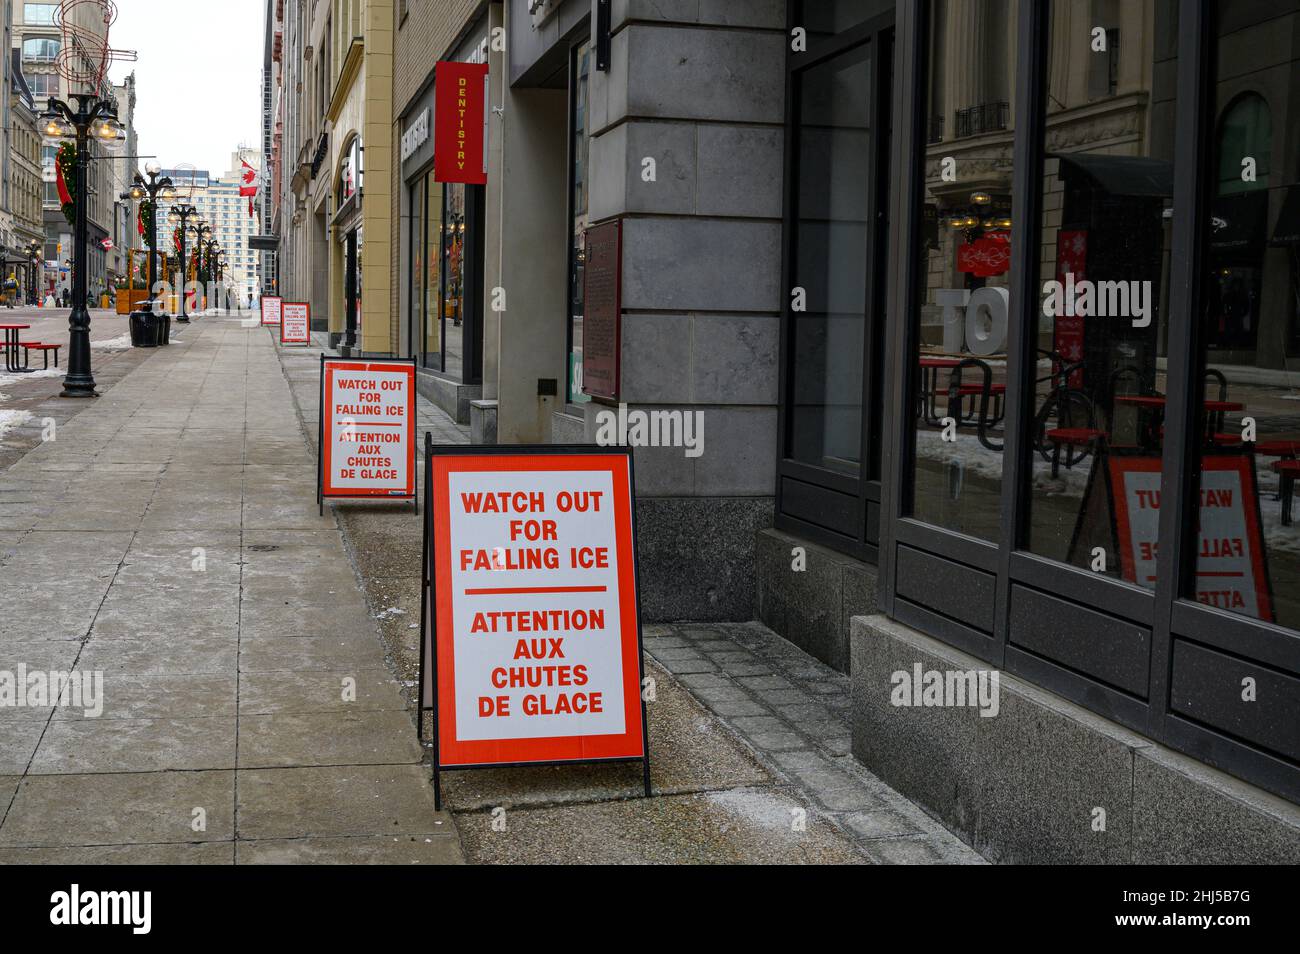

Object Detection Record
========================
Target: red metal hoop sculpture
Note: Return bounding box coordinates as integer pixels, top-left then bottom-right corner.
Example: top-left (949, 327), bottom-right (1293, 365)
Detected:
top-left (53, 0), bottom-right (135, 94)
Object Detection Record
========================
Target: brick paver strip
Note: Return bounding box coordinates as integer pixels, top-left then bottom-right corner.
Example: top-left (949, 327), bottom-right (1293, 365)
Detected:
top-left (644, 622), bottom-right (986, 864)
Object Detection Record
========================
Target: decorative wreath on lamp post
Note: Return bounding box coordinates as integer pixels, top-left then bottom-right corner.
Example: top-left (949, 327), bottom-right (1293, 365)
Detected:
top-left (138, 198), bottom-right (154, 247)
top-left (56, 142), bottom-right (77, 225)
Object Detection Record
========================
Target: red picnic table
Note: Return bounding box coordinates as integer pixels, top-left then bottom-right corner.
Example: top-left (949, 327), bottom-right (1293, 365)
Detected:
top-left (1114, 394), bottom-right (1245, 450)
top-left (918, 356), bottom-right (962, 424)
top-left (0, 322), bottom-right (31, 373)
top-left (1114, 395), bottom-right (1244, 413)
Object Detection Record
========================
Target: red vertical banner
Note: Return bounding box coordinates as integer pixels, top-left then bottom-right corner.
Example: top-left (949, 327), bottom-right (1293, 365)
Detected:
top-left (434, 61), bottom-right (489, 185)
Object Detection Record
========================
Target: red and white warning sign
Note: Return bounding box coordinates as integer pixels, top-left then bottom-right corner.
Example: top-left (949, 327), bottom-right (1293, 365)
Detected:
top-left (260, 295), bottom-right (282, 326)
top-left (281, 301), bottom-right (310, 344)
top-left (423, 449), bottom-right (647, 772)
top-left (319, 358), bottom-right (416, 501)
top-left (1111, 455), bottom-right (1272, 620)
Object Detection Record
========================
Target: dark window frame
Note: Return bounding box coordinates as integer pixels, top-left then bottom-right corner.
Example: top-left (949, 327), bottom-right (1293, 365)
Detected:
top-left (774, 2), bottom-right (895, 563)
top-left (564, 31), bottom-right (593, 412)
top-left (878, 0), bottom-right (1300, 803)
top-left (406, 164), bottom-right (485, 385)
top-left (409, 172), bottom-right (438, 371)
top-left (438, 182), bottom-right (479, 384)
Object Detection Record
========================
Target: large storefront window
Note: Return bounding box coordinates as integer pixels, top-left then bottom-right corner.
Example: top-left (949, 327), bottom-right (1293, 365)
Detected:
top-left (884, 0), bottom-right (1300, 801)
top-left (424, 178), bottom-right (441, 364)
top-left (339, 137), bottom-right (360, 205)
top-left (789, 45), bottom-right (872, 475)
top-left (1024, 0), bottom-right (1179, 581)
top-left (1187, 0), bottom-right (1300, 628)
top-left (409, 167), bottom-right (480, 383)
top-left (442, 183), bottom-right (467, 379)
top-left (776, 1), bottom-right (892, 558)
top-left (412, 179), bottom-right (425, 362)
top-left (905, 0), bottom-right (1016, 541)
top-left (412, 173), bottom-right (444, 369)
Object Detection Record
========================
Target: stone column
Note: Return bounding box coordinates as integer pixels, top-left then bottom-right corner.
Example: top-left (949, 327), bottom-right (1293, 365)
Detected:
top-left (579, 1), bottom-right (788, 620)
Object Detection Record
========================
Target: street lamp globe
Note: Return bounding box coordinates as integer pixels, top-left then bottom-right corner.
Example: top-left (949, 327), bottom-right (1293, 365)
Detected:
top-left (145, 161), bottom-right (162, 175)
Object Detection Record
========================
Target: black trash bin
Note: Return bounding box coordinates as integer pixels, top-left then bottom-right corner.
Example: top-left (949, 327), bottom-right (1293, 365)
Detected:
top-left (128, 309), bottom-right (158, 348)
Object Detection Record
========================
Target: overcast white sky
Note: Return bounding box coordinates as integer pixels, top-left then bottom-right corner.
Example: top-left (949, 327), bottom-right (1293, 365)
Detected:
top-left (107, 0), bottom-right (265, 178)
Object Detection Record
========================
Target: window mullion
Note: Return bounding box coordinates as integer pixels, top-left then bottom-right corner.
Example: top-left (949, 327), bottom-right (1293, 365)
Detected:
top-left (1149, 0), bottom-right (1213, 740)
top-left (993, 0), bottom-right (1049, 662)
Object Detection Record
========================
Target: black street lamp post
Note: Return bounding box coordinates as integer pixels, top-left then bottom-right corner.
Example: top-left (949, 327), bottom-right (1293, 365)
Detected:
top-left (24, 241), bottom-right (41, 306)
top-left (204, 239), bottom-right (220, 299)
top-left (43, 91), bottom-right (124, 398)
top-left (168, 203), bottom-right (198, 322)
top-left (125, 163), bottom-right (175, 311)
top-left (193, 223), bottom-right (212, 312)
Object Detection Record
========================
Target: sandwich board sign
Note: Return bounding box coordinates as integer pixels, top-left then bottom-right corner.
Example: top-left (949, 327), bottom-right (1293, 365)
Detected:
top-left (260, 295), bottom-right (282, 326)
top-left (317, 356), bottom-right (417, 512)
top-left (1109, 454), bottom-right (1273, 620)
top-left (281, 301), bottom-right (310, 345)
top-left (419, 439), bottom-right (650, 808)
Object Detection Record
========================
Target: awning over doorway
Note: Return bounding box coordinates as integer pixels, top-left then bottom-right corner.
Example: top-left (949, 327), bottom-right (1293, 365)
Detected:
top-left (1053, 153), bottom-right (1174, 197)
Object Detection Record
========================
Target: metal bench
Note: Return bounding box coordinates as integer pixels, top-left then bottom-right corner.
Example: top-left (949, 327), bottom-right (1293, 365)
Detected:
top-left (21, 342), bottom-right (60, 369)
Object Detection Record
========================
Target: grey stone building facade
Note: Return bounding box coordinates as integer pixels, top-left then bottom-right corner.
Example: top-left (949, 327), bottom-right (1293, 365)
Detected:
top-left (392, 0), bottom-right (1300, 862)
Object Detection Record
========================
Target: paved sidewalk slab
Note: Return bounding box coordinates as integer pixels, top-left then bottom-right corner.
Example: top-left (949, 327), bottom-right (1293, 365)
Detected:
top-left (0, 319), bottom-right (462, 863)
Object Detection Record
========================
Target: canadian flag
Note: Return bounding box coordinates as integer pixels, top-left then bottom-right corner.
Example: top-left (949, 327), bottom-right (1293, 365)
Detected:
top-left (239, 157), bottom-right (258, 218)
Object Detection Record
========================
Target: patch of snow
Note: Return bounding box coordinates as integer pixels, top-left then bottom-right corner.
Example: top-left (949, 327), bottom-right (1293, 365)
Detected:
top-left (92, 333), bottom-right (132, 350)
top-left (915, 428), bottom-right (1093, 497)
top-left (914, 424), bottom-right (1300, 555)
top-left (704, 788), bottom-right (804, 834)
top-left (0, 367), bottom-right (63, 390)
top-left (0, 409), bottom-right (34, 443)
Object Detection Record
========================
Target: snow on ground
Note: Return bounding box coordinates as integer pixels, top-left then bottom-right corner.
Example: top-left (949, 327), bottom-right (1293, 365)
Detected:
top-left (915, 426), bottom-right (1300, 554)
top-left (0, 408), bottom-right (33, 444)
top-left (0, 367), bottom-right (64, 388)
top-left (91, 333), bottom-right (132, 350)
top-left (915, 427), bottom-right (1094, 497)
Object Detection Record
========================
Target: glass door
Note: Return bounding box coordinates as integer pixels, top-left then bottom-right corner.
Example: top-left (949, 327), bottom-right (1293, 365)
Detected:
top-left (777, 4), bottom-right (894, 561)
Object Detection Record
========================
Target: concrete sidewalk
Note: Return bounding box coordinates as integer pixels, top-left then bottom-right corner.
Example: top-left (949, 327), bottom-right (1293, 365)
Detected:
top-left (0, 318), bottom-right (981, 864)
top-left (279, 337), bottom-right (982, 864)
top-left (0, 317), bottom-right (462, 863)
